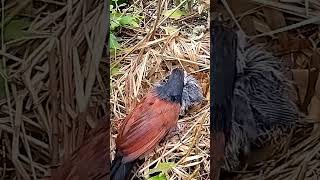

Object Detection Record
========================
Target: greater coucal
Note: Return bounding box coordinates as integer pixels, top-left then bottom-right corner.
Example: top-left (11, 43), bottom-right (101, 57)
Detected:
top-left (111, 68), bottom-right (203, 180)
top-left (222, 30), bottom-right (299, 171)
top-left (210, 18), bottom-right (299, 179)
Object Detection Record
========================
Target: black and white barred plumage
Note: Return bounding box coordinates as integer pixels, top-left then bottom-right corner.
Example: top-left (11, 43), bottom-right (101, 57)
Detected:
top-left (181, 73), bottom-right (204, 115)
top-left (156, 70), bottom-right (204, 115)
top-left (223, 31), bottom-right (299, 170)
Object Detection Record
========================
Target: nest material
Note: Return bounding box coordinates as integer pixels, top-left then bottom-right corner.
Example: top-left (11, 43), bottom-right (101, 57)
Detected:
top-left (0, 1), bottom-right (106, 179)
top-left (110, 2), bottom-right (210, 178)
top-left (219, 1), bottom-right (320, 179)
top-left (2, 0), bottom-right (320, 179)
top-left (112, 0), bottom-right (320, 179)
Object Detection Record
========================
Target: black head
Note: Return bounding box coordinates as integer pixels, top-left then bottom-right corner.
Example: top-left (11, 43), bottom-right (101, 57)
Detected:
top-left (155, 68), bottom-right (184, 104)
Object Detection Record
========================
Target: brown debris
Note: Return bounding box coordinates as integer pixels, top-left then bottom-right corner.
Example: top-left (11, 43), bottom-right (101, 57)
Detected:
top-left (219, 0), bottom-right (320, 179)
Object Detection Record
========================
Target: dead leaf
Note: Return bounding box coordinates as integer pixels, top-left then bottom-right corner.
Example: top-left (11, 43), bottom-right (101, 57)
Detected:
top-left (308, 95), bottom-right (320, 121)
top-left (263, 4), bottom-right (289, 49)
top-left (252, 17), bottom-right (273, 34)
top-left (315, 72), bottom-right (320, 98)
top-left (295, 54), bottom-right (309, 69)
top-left (292, 69), bottom-right (309, 104)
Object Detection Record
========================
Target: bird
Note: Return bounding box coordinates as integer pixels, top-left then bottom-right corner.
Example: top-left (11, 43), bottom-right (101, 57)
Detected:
top-left (111, 68), bottom-right (203, 180)
top-left (210, 19), bottom-right (299, 179)
top-left (210, 19), bottom-right (237, 180)
top-left (220, 29), bottom-right (300, 172)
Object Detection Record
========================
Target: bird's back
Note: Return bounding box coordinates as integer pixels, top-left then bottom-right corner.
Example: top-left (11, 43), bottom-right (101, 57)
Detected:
top-left (116, 91), bottom-right (180, 163)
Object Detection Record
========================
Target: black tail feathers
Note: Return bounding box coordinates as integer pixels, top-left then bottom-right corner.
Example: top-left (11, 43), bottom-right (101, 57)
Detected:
top-left (111, 151), bottom-right (134, 180)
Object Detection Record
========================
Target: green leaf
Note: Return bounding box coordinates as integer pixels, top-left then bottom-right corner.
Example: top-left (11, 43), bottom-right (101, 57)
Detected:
top-left (111, 66), bottom-right (120, 76)
top-left (119, 16), bottom-right (139, 27)
top-left (148, 173), bottom-right (166, 180)
top-left (162, 9), bottom-right (186, 20)
top-left (149, 162), bottom-right (176, 175)
top-left (110, 20), bottom-right (120, 31)
top-left (160, 26), bottom-right (179, 35)
top-left (110, 12), bottom-right (122, 31)
top-left (3, 18), bottom-right (31, 41)
top-left (109, 33), bottom-right (120, 50)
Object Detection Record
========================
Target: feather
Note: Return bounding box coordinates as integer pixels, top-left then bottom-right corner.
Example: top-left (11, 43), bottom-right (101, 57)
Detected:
top-left (223, 32), bottom-right (299, 170)
top-left (116, 91), bottom-right (180, 163)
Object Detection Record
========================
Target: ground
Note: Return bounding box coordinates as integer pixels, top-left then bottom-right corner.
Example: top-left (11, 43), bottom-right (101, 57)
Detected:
top-left (110, 0), bottom-right (210, 179)
top-left (1, 0), bottom-right (320, 179)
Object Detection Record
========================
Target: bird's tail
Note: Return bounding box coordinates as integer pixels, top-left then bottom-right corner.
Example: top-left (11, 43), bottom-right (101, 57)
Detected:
top-left (111, 151), bottom-right (134, 180)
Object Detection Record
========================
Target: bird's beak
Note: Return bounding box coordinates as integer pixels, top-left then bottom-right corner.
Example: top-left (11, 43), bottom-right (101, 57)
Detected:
top-left (167, 68), bottom-right (184, 86)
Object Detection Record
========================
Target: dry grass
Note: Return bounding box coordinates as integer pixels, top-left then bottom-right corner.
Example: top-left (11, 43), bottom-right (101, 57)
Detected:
top-left (0, 0), bottom-right (107, 179)
top-left (110, 0), bottom-right (210, 179)
top-left (219, 0), bottom-right (320, 180)
top-left (1, 0), bottom-right (320, 179)
top-left (113, 0), bottom-right (320, 179)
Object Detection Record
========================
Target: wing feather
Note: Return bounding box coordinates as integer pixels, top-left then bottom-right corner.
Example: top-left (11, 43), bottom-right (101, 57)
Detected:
top-left (116, 92), bottom-right (180, 163)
